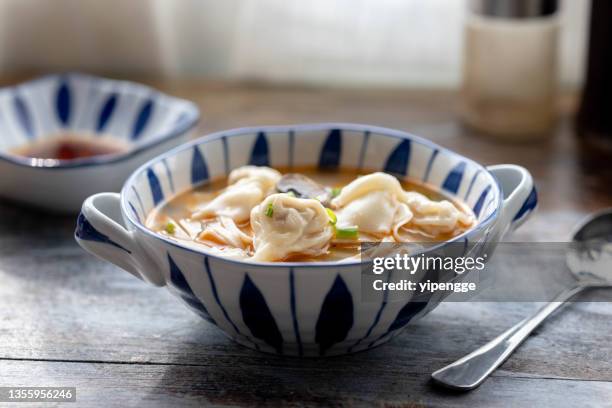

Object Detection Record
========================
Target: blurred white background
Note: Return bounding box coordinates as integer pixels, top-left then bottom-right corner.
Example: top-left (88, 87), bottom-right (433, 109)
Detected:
top-left (0, 0), bottom-right (589, 88)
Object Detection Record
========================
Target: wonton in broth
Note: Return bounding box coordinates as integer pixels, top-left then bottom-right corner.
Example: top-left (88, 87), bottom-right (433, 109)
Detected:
top-left (146, 166), bottom-right (475, 262)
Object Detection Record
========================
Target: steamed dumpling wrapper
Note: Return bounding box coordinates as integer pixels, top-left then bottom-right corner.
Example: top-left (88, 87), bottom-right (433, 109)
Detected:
top-left (227, 166), bottom-right (281, 190)
top-left (331, 172), bottom-right (413, 237)
top-left (331, 172), bottom-right (406, 206)
top-left (403, 191), bottom-right (473, 236)
top-left (331, 172), bottom-right (473, 240)
top-left (192, 166), bottom-right (281, 222)
top-left (197, 216), bottom-right (253, 249)
top-left (250, 194), bottom-right (333, 261)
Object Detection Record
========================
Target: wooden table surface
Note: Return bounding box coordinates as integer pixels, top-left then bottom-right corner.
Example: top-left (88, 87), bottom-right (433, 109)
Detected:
top-left (1, 80), bottom-right (611, 407)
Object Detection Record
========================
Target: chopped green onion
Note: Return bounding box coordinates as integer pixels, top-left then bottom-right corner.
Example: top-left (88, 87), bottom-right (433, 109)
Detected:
top-left (265, 202), bottom-right (274, 217)
top-left (326, 208), bottom-right (337, 225)
top-left (165, 222), bottom-right (176, 235)
top-left (286, 191), bottom-right (296, 197)
top-left (335, 225), bottom-right (359, 239)
top-left (331, 187), bottom-right (342, 198)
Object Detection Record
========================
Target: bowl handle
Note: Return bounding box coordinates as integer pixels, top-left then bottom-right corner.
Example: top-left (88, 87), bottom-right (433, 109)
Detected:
top-left (487, 164), bottom-right (537, 233)
top-left (75, 192), bottom-right (165, 286)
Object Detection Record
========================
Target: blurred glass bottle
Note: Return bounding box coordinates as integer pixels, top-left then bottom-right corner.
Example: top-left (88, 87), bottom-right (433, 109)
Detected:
top-left (462, 0), bottom-right (559, 141)
top-left (576, 0), bottom-right (612, 150)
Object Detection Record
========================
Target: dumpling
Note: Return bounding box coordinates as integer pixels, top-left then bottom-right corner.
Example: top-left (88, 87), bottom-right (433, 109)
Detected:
top-left (227, 166), bottom-right (281, 192)
top-left (402, 191), bottom-right (473, 236)
top-left (197, 216), bottom-right (253, 249)
top-left (334, 190), bottom-right (412, 236)
top-left (331, 172), bottom-right (405, 206)
top-left (331, 173), bottom-right (413, 236)
top-left (192, 166), bottom-right (281, 222)
top-left (331, 172), bottom-right (472, 240)
top-left (250, 193), bottom-right (333, 261)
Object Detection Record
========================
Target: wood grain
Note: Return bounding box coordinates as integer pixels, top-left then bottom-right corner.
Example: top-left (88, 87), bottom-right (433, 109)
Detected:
top-left (0, 80), bottom-right (611, 407)
top-left (1, 359), bottom-right (612, 408)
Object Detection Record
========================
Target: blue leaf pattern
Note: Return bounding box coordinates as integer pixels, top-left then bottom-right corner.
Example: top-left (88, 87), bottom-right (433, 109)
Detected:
top-left (191, 146), bottom-right (209, 185)
top-left (315, 275), bottom-right (354, 355)
top-left (168, 254), bottom-right (214, 323)
top-left (147, 168), bottom-right (164, 206)
top-left (56, 79), bottom-right (71, 125)
top-left (75, 213), bottom-right (130, 253)
top-left (132, 99), bottom-right (153, 140)
top-left (318, 129), bottom-right (341, 169)
top-left (249, 132), bottom-right (269, 166)
top-left (240, 274), bottom-right (283, 354)
top-left (442, 161), bottom-right (466, 194)
top-left (97, 94), bottom-right (117, 131)
top-left (513, 187), bottom-right (538, 221)
top-left (384, 139), bottom-right (411, 176)
top-left (387, 301), bottom-right (428, 333)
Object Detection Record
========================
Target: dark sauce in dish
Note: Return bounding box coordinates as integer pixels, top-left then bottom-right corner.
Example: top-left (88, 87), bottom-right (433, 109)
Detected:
top-left (10, 133), bottom-right (130, 161)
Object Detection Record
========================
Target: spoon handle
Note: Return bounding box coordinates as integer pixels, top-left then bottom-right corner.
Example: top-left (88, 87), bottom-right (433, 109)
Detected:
top-left (431, 285), bottom-right (587, 391)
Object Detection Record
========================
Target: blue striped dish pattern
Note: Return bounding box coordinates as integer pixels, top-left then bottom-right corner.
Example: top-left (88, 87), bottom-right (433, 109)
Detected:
top-left (85, 124), bottom-right (534, 356)
top-left (0, 73), bottom-right (199, 167)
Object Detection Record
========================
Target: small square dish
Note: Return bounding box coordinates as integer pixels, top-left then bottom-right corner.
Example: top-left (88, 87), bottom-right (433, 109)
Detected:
top-left (0, 73), bottom-right (199, 212)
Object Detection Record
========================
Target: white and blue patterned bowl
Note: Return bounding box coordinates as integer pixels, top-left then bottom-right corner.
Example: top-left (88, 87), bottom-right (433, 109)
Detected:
top-left (0, 73), bottom-right (199, 212)
top-left (75, 124), bottom-right (537, 357)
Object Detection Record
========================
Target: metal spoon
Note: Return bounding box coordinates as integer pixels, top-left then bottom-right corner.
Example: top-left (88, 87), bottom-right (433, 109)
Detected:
top-left (431, 209), bottom-right (612, 391)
